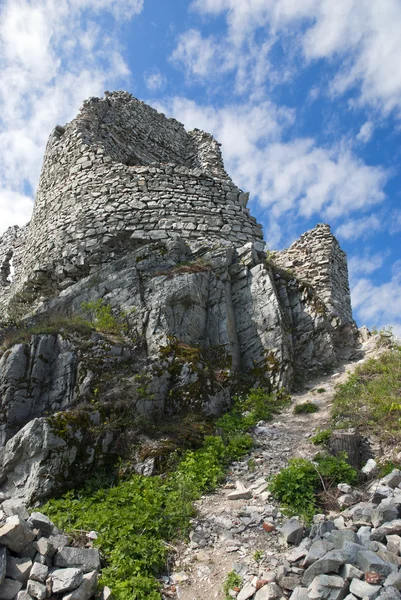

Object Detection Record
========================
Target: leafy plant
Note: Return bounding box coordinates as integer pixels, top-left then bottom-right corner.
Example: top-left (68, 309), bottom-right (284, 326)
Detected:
top-left (310, 429), bottom-right (332, 446)
top-left (268, 453), bottom-right (357, 521)
top-left (253, 549), bottom-right (264, 563)
top-left (42, 387), bottom-right (283, 600)
top-left (223, 571), bottom-right (243, 600)
top-left (294, 402), bottom-right (319, 414)
top-left (316, 388), bottom-right (326, 393)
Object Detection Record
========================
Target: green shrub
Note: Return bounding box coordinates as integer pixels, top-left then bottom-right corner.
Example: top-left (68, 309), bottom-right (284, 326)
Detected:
top-left (294, 402), bottom-right (319, 414)
top-left (310, 429), bottom-right (332, 446)
top-left (268, 453), bottom-right (357, 521)
top-left (316, 388), bottom-right (326, 393)
top-left (43, 387), bottom-right (283, 599)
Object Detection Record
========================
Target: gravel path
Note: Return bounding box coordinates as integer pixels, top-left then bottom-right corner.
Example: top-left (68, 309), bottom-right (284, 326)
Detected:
top-left (171, 336), bottom-right (382, 600)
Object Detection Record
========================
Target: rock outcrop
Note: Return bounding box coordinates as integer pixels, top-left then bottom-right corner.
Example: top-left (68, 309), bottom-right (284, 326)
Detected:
top-left (0, 92), bottom-right (360, 503)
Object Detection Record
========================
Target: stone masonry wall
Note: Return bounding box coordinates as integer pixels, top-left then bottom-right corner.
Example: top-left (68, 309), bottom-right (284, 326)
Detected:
top-left (271, 223), bottom-right (354, 326)
top-left (0, 225), bottom-right (28, 309)
top-left (1, 92), bottom-right (263, 304)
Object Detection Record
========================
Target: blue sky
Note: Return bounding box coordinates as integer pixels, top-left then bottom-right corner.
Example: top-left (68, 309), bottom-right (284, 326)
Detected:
top-left (0, 0), bottom-right (400, 334)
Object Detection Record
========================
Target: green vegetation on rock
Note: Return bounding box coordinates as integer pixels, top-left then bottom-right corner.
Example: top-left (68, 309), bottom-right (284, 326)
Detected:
top-left (42, 387), bottom-right (287, 600)
top-left (332, 346), bottom-right (401, 437)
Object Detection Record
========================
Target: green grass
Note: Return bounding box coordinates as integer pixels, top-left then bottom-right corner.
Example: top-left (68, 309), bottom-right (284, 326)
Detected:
top-left (332, 347), bottom-right (401, 437)
top-left (42, 388), bottom-right (288, 600)
top-left (223, 571), bottom-right (243, 600)
top-left (294, 401), bottom-right (319, 414)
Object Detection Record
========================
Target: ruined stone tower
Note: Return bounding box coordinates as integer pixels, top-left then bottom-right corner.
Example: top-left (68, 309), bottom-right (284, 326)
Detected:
top-left (0, 92), bottom-right (264, 306)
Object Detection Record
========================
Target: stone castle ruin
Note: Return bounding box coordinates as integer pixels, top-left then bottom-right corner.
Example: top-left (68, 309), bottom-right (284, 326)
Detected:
top-left (0, 92), bottom-right (360, 502)
top-left (0, 91), bottom-right (263, 307)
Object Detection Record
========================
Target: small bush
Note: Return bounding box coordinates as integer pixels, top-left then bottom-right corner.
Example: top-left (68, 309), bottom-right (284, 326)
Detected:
top-left (316, 388), bottom-right (326, 393)
top-left (268, 453), bottom-right (357, 521)
top-left (294, 402), bottom-right (319, 414)
top-left (311, 429), bottom-right (332, 446)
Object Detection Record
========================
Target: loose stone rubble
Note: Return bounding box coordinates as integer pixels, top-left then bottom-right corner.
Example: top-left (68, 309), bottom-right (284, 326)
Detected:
top-left (0, 502), bottom-right (100, 600)
top-left (168, 339), bottom-right (400, 600)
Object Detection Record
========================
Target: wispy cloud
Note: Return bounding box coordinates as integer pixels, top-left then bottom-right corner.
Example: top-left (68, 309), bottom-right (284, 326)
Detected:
top-left (157, 96), bottom-right (389, 245)
top-left (348, 250), bottom-right (390, 278)
top-left (144, 68), bottom-right (167, 92)
top-left (335, 214), bottom-right (384, 241)
top-left (356, 121), bottom-right (374, 144)
top-left (352, 261), bottom-right (401, 335)
top-left (185, 0), bottom-right (401, 118)
top-left (0, 0), bottom-right (143, 235)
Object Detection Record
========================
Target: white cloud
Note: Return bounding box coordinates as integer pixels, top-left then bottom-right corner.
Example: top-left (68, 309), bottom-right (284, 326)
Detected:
top-left (156, 97), bottom-right (388, 245)
top-left (171, 26), bottom-right (276, 95)
top-left (389, 211), bottom-right (401, 235)
top-left (335, 214), bottom-right (384, 241)
top-left (144, 69), bottom-right (167, 92)
top-left (0, 190), bottom-right (34, 230)
top-left (0, 0), bottom-right (143, 236)
top-left (352, 263), bottom-right (401, 336)
top-left (348, 250), bottom-right (389, 279)
top-left (356, 121), bottom-right (374, 144)
top-left (187, 0), bottom-right (401, 118)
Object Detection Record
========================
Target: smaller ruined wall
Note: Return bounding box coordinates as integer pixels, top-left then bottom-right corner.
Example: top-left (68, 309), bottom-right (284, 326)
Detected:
top-left (271, 224), bottom-right (354, 325)
top-left (0, 225), bottom-right (28, 309)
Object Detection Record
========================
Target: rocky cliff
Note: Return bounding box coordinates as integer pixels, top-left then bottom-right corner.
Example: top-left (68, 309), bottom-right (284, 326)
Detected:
top-left (0, 92), bottom-right (360, 504)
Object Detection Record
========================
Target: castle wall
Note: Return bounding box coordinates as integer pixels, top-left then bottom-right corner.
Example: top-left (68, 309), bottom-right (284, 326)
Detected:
top-left (4, 92), bottom-right (263, 303)
top-left (271, 223), bottom-right (354, 325)
top-left (0, 226), bottom-right (28, 309)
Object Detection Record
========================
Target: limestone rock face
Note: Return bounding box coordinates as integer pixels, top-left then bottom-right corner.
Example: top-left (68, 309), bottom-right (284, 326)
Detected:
top-left (0, 93), bottom-right (360, 502)
top-left (0, 335), bottom-right (77, 446)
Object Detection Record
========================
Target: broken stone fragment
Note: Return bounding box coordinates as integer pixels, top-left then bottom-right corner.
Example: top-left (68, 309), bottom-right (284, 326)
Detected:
top-left (5, 556), bottom-right (32, 585)
top-left (29, 562), bottom-right (49, 584)
top-left (1, 500), bottom-right (29, 521)
top-left (0, 548), bottom-right (5, 586)
top-left (237, 582), bottom-right (256, 600)
top-left (253, 582), bottom-right (281, 599)
top-left (54, 547), bottom-right (101, 573)
top-left (371, 520), bottom-right (401, 541)
top-left (51, 568), bottom-right (84, 594)
top-left (27, 513), bottom-right (54, 537)
top-left (362, 459), bottom-right (377, 476)
top-left (62, 570), bottom-right (98, 600)
top-left (26, 579), bottom-right (46, 600)
top-left (227, 481), bottom-right (252, 500)
top-left (0, 578), bottom-right (23, 600)
top-left (349, 578), bottom-right (381, 598)
top-left (382, 469), bottom-right (401, 489)
top-left (356, 549), bottom-right (393, 577)
top-left (0, 516), bottom-right (36, 553)
top-left (281, 518), bottom-right (304, 545)
top-left (303, 540), bottom-right (335, 567)
top-left (288, 587), bottom-right (309, 600)
top-left (307, 574), bottom-right (345, 600)
top-left (302, 549), bottom-right (351, 586)
top-left (33, 537), bottom-right (56, 558)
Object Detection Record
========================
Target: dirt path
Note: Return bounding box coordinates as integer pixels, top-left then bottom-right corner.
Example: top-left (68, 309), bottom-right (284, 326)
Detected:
top-left (171, 336), bottom-right (382, 600)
